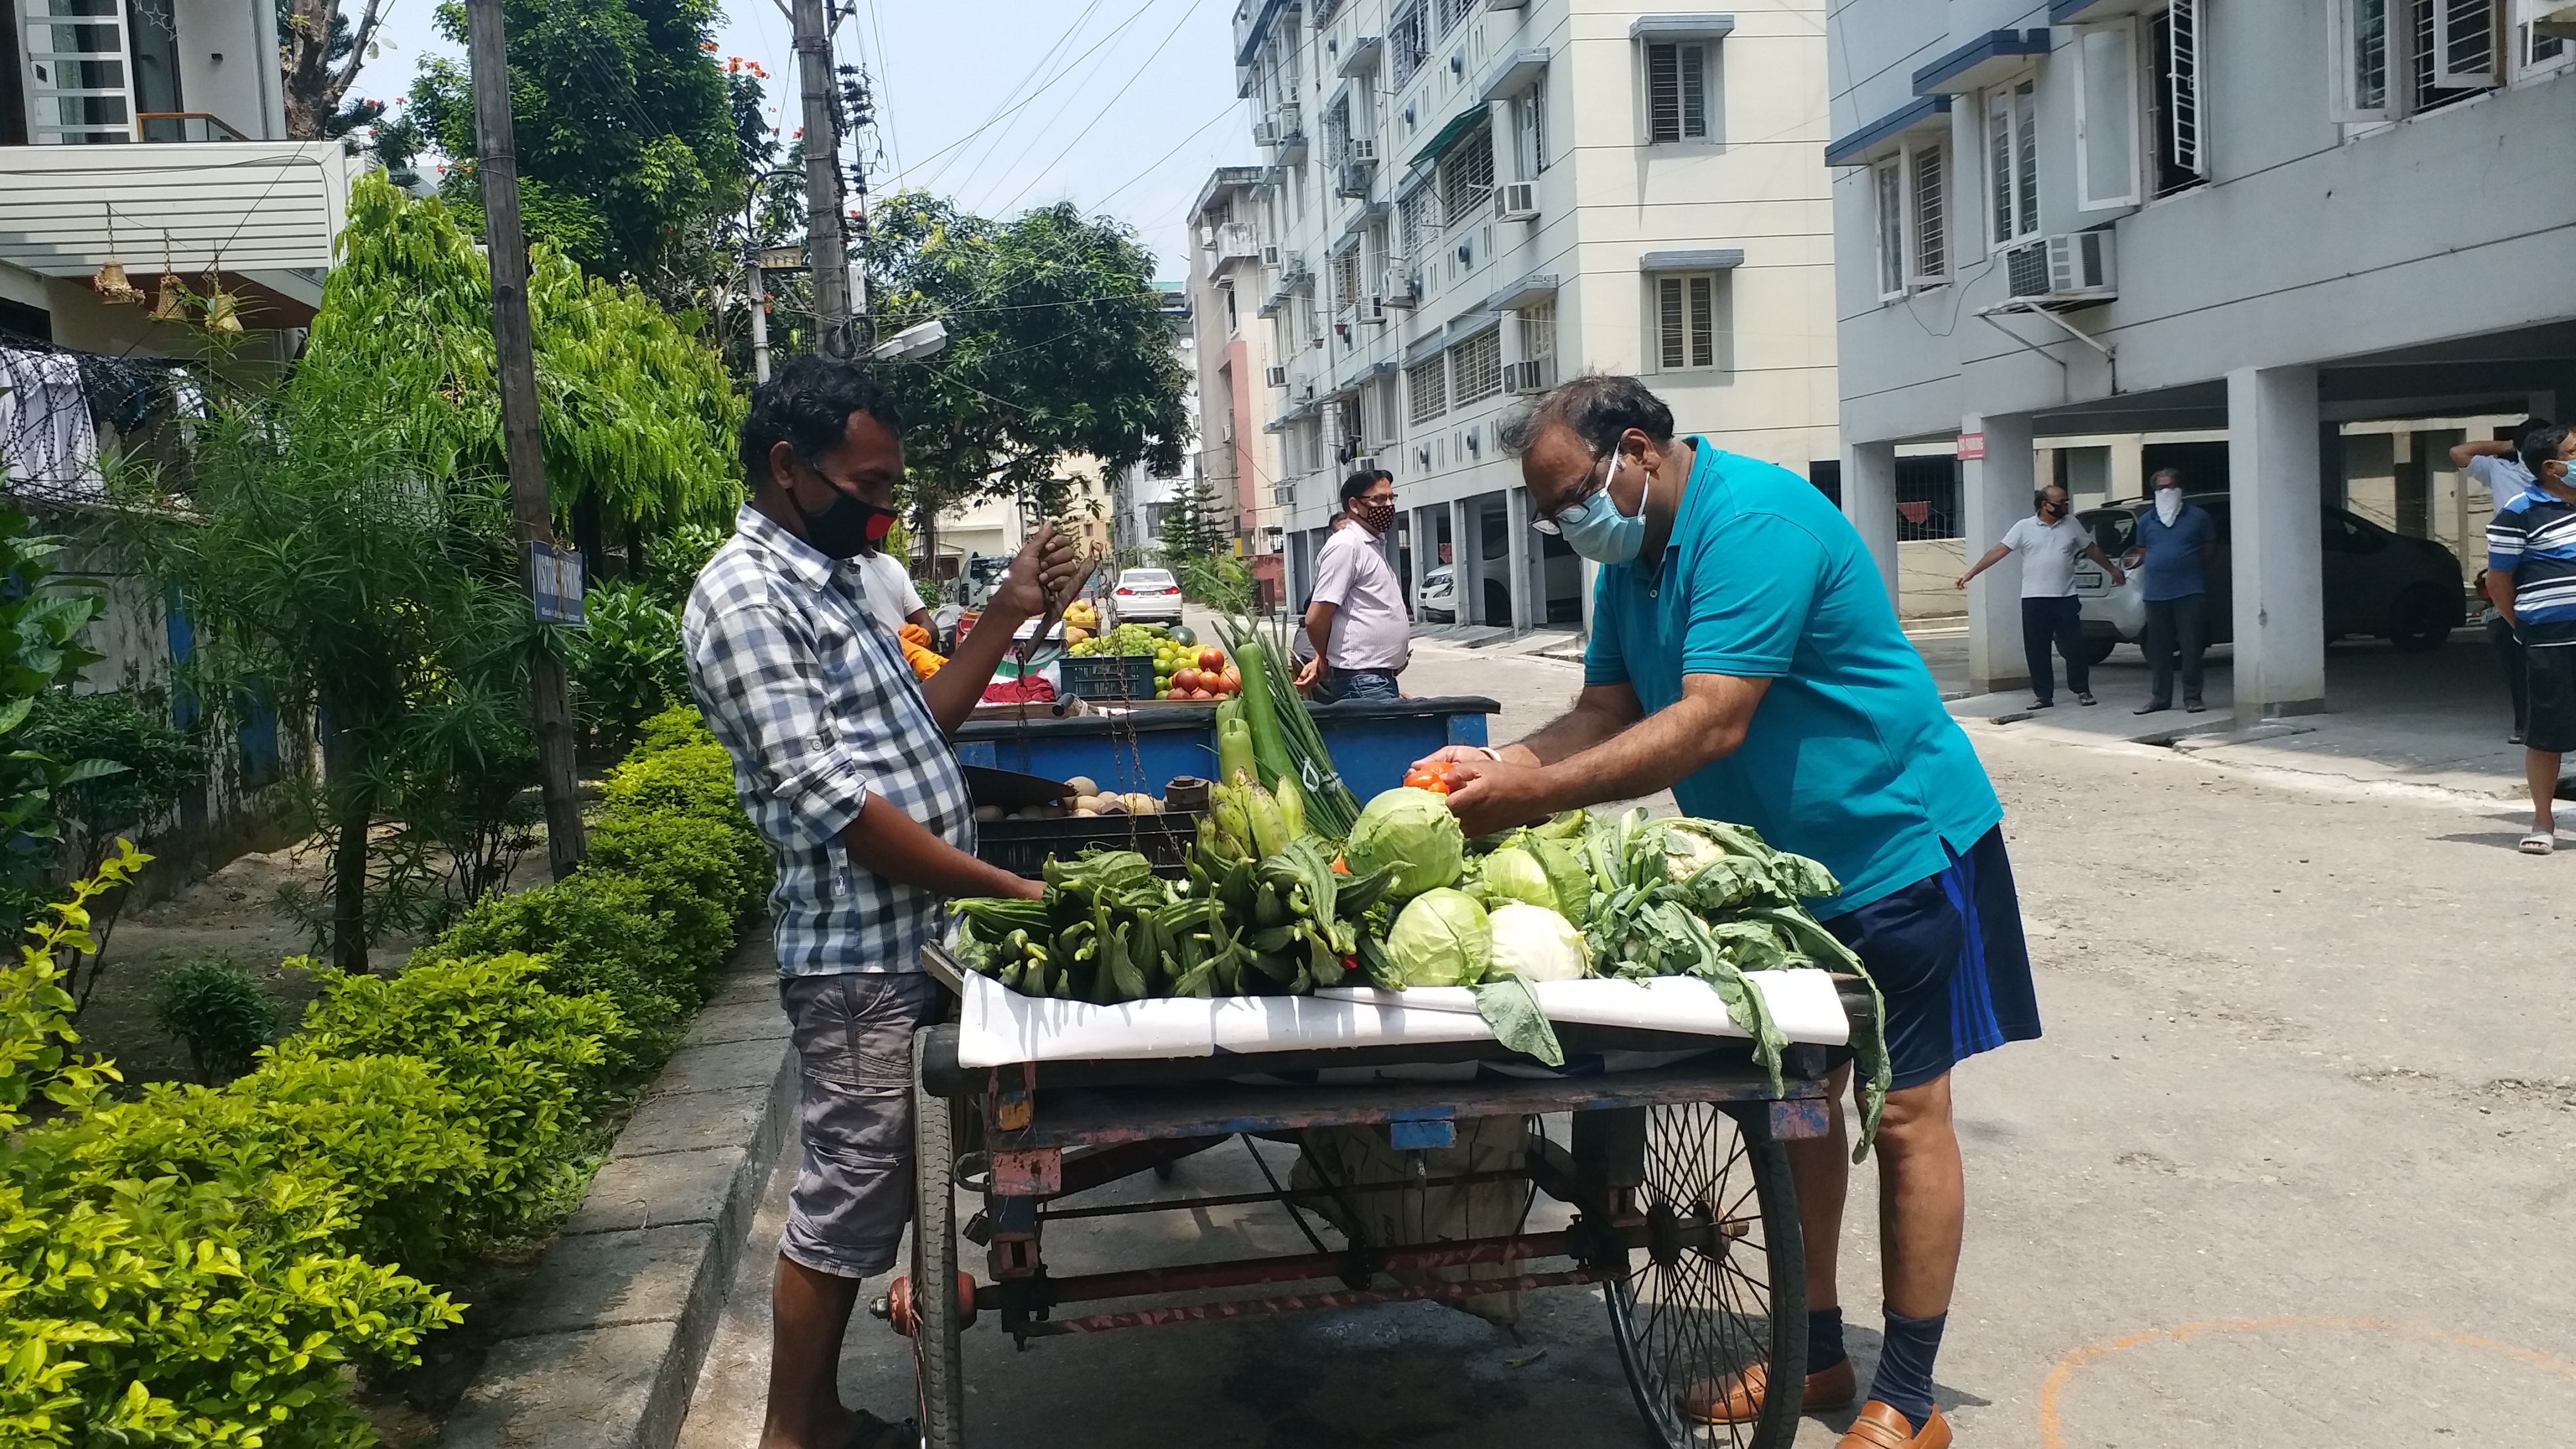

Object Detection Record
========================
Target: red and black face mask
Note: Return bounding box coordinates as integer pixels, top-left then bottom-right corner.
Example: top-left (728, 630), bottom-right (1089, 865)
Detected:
top-left (789, 475), bottom-right (900, 560)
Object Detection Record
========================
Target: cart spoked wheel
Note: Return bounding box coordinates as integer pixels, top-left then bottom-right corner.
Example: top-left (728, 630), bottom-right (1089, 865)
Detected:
top-left (910, 1027), bottom-right (968, 1449)
top-left (1600, 1103), bottom-right (1807, 1449)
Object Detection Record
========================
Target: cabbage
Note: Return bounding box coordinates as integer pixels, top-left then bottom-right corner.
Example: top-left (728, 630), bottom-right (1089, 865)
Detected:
top-left (1487, 902), bottom-right (1588, 983)
top-left (1478, 846), bottom-right (1557, 912)
top-left (1344, 787), bottom-right (1465, 897)
top-left (1385, 888), bottom-right (1490, 987)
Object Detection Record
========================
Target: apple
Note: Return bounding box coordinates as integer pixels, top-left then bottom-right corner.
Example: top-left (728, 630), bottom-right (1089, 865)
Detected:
top-left (1173, 667), bottom-right (1202, 693)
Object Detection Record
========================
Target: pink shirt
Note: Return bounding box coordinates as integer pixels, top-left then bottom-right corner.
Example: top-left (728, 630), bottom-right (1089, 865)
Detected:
top-left (1311, 522), bottom-right (1410, 671)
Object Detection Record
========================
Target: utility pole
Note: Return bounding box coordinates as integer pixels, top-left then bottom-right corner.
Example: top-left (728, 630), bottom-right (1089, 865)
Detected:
top-left (746, 246), bottom-right (771, 382)
top-left (792, 0), bottom-right (852, 354)
top-left (465, 0), bottom-right (586, 878)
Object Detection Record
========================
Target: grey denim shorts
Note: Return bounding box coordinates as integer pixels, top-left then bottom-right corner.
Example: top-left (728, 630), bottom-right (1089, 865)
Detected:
top-left (776, 970), bottom-right (943, 1280)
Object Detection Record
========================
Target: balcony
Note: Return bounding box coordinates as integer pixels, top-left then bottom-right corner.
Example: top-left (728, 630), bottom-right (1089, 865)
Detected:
top-left (1214, 221), bottom-right (1261, 262)
top-left (135, 111), bottom-right (250, 143)
top-left (0, 140), bottom-right (362, 325)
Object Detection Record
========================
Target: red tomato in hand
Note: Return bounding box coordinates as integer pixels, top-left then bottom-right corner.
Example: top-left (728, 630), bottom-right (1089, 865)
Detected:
top-left (1403, 767), bottom-right (1451, 794)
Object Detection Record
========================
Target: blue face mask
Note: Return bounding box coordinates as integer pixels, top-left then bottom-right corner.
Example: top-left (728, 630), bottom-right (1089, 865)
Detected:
top-left (1556, 454), bottom-right (1647, 565)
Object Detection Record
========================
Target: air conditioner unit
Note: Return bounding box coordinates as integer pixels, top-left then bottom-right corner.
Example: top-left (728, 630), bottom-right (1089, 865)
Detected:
top-left (1298, 380), bottom-right (1318, 401)
top-left (1503, 356), bottom-right (1556, 394)
top-left (1264, 364), bottom-right (1289, 388)
top-left (1351, 453), bottom-right (1378, 475)
top-left (1363, 295), bottom-right (1390, 323)
top-left (2007, 232), bottom-right (2117, 305)
top-left (1336, 162), bottom-right (1374, 198)
top-left (1252, 121), bottom-right (1282, 148)
top-left (1380, 268), bottom-right (1418, 306)
top-left (1260, 244), bottom-right (1282, 267)
top-left (1348, 136), bottom-right (1377, 163)
top-left (1494, 182), bottom-right (1537, 221)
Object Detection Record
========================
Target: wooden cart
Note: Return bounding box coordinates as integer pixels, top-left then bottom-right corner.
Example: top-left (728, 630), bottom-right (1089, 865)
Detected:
top-left (882, 953), bottom-right (1872, 1448)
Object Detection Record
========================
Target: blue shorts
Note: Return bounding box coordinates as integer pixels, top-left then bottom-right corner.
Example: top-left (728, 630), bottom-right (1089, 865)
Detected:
top-left (1321, 668), bottom-right (1401, 702)
top-left (1817, 825), bottom-right (2040, 1090)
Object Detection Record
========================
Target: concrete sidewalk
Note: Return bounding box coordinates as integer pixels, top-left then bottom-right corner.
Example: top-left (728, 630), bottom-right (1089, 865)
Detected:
top-left (1932, 628), bottom-right (2529, 802)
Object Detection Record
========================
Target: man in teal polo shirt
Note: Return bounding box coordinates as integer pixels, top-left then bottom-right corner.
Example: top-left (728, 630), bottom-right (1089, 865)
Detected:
top-left (1415, 375), bottom-right (2037, 1449)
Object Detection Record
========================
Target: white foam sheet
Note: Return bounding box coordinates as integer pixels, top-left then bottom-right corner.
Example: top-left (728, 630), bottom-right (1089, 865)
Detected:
top-left (953, 967), bottom-right (1849, 1069)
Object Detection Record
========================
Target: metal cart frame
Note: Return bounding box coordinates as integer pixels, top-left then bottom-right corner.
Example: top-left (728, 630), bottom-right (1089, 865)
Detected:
top-left (886, 954), bottom-right (1872, 1449)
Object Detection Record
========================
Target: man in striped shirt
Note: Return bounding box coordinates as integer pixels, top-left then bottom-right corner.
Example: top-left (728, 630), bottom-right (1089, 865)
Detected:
top-left (2487, 422), bottom-right (2576, 854)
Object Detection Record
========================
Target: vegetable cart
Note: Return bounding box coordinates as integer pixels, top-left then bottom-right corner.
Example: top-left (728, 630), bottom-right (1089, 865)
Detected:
top-left (883, 948), bottom-right (1872, 1449)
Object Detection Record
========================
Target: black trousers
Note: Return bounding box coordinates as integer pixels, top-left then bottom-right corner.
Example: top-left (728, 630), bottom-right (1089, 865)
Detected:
top-left (2489, 614), bottom-right (2527, 737)
top-left (2020, 595), bottom-right (2086, 702)
top-left (2144, 593), bottom-right (2209, 706)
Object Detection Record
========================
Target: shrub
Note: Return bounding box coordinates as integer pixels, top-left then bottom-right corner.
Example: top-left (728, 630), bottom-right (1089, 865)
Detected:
top-left (585, 808), bottom-right (762, 973)
top-left (566, 580), bottom-right (688, 757)
top-left (628, 700), bottom-right (726, 760)
top-left (149, 956), bottom-right (283, 1083)
top-left (422, 872), bottom-right (683, 1069)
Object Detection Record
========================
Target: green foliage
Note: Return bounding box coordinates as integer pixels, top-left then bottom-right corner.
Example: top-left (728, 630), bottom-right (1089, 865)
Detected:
top-left (422, 873), bottom-right (679, 1068)
top-left (586, 807), bottom-right (760, 972)
top-left (25, 690), bottom-right (209, 1011)
top-left (409, 0), bottom-right (747, 299)
top-left (0, 844), bottom-right (464, 1447)
top-left (566, 580), bottom-right (689, 756)
top-left (0, 510), bottom-right (122, 935)
top-left (306, 174), bottom-right (746, 540)
top-left (631, 701), bottom-right (726, 760)
top-left (860, 192), bottom-right (1192, 542)
top-left (148, 957), bottom-right (282, 1084)
top-left (110, 342), bottom-right (533, 970)
top-left (641, 519), bottom-right (732, 611)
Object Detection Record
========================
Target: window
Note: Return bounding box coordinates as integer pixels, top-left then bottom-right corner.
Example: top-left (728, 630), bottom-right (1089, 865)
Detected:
top-left (1451, 329), bottom-right (1504, 404)
top-left (1517, 300), bottom-right (1556, 386)
top-left (1910, 143), bottom-right (1949, 282)
top-left (1398, 184), bottom-right (1438, 262)
top-left (1333, 249), bottom-right (1361, 311)
top-left (2414, 0), bottom-right (2495, 108)
top-left (1390, 3), bottom-right (1428, 88)
top-left (2515, 0), bottom-right (2572, 75)
top-left (1986, 79), bottom-right (2039, 249)
top-left (1439, 123), bottom-right (1494, 227)
top-left (1407, 353), bottom-right (1447, 423)
top-left (2336, 0), bottom-right (2555, 122)
top-left (2148, 3), bottom-right (2205, 193)
top-left (1512, 82), bottom-right (1547, 177)
top-left (1224, 286), bottom-right (1238, 333)
top-left (1655, 274), bottom-right (1718, 370)
top-left (1873, 162), bottom-right (1905, 299)
top-left (1434, 0), bottom-right (1475, 40)
top-left (1324, 96), bottom-right (1351, 166)
top-left (2074, 20), bottom-right (2141, 209)
top-left (1646, 43), bottom-right (1708, 143)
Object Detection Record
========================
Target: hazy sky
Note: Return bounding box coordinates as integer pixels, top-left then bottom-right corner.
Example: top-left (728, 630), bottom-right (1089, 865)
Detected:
top-left (364, 0), bottom-right (1253, 281)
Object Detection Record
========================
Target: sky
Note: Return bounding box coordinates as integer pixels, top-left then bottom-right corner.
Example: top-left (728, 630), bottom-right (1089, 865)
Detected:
top-left (364, 0), bottom-right (1255, 281)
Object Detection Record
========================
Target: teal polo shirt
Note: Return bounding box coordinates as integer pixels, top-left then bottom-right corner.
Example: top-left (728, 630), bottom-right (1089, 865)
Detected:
top-left (1584, 441), bottom-right (2002, 913)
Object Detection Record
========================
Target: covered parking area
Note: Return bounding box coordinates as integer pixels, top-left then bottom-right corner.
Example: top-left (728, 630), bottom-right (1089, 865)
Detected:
top-left (1850, 320), bottom-right (2576, 730)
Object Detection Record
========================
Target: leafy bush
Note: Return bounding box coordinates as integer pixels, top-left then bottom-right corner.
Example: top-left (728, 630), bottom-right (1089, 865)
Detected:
top-left (566, 580), bottom-right (689, 756)
top-left (22, 689), bottom-right (206, 1011)
top-left (630, 702), bottom-right (724, 760)
top-left (0, 846), bottom-right (463, 1446)
top-left (641, 522), bottom-right (730, 612)
top-left (148, 956), bottom-right (283, 1083)
top-left (0, 510), bottom-right (122, 936)
top-left (419, 873), bottom-right (680, 1068)
top-left (586, 808), bottom-right (762, 974)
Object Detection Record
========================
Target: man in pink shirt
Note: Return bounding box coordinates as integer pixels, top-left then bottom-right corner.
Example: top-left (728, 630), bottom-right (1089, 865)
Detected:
top-left (1296, 469), bottom-right (1412, 701)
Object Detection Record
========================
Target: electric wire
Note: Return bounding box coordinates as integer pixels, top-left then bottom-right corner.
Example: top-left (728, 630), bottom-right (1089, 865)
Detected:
top-left (984, 0), bottom-right (1202, 217)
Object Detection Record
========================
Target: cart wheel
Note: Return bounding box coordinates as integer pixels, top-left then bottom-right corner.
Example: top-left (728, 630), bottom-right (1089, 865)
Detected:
top-left (911, 1027), bottom-right (967, 1449)
top-left (1599, 1104), bottom-right (1806, 1449)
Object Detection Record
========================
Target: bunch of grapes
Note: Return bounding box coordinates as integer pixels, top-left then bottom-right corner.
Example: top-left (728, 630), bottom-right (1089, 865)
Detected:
top-left (1066, 622), bottom-right (1168, 658)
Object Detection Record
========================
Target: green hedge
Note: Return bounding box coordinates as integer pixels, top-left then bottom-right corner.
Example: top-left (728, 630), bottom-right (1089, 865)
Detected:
top-left (0, 707), bottom-right (768, 1445)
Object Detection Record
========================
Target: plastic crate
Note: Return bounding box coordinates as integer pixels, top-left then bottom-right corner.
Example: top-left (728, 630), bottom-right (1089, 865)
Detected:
top-left (974, 808), bottom-right (1205, 879)
top-left (1057, 653), bottom-right (1157, 700)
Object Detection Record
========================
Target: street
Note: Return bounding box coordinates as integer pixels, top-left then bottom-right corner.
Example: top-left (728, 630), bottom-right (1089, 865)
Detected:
top-left (681, 636), bottom-right (2576, 1449)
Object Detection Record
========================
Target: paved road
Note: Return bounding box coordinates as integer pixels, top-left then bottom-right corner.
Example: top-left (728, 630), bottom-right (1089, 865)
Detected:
top-left (681, 638), bottom-right (2576, 1449)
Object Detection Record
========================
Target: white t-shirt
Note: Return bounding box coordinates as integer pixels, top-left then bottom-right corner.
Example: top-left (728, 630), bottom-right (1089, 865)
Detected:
top-left (2000, 514), bottom-right (2092, 598)
top-left (2465, 453), bottom-right (2534, 509)
top-left (856, 550), bottom-right (922, 635)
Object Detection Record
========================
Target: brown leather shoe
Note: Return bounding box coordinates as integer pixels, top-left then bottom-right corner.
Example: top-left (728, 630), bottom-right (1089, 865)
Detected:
top-left (1837, 1399), bottom-right (1952, 1449)
top-left (1677, 1357), bottom-right (1857, 1424)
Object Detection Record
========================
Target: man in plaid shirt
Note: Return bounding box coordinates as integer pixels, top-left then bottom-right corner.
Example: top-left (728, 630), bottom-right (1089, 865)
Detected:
top-left (685, 355), bottom-right (1074, 1449)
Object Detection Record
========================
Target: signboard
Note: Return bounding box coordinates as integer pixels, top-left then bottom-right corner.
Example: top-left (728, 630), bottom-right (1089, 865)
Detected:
top-left (529, 541), bottom-right (586, 627)
top-left (1957, 432), bottom-right (1987, 461)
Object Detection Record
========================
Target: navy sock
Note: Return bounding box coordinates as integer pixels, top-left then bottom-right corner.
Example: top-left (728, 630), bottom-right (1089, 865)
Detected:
top-left (1866, 1309), bottom-right (1947, 1429)
top-left (1807, 1305), bottom-right (1847, 1371)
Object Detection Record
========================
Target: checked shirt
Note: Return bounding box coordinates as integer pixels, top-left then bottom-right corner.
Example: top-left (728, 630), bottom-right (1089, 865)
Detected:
top-left (683, 505), bottom-right (975, 976)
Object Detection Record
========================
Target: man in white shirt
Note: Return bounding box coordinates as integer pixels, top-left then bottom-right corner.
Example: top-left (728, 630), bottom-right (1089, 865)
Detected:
top-left (855, 547), bottom-right (931, 637)
top-left (1955, 484), bottom-right (2126, 709)
top-left (1295, 470), bottom-right (1411, 702)
top-left (2454, 416), bottom-right (2551, 511)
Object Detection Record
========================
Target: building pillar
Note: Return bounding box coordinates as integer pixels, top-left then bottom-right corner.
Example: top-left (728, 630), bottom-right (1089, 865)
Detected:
top-left (1407, 504), bottom-right (1432, 617)
top-left (1579, 557), bottom-right (1599, 640)
top-left (1842, 438), bottom-right (1898, 607)
top-left (1451, 497), bottom-right (1480, 626)
top-left (2229, 364), bottom-right (2326, 725)
top-left (1962, 412), bottom-right (2035, 695)
top-left (1504, 485), bottom-right (1532, 632)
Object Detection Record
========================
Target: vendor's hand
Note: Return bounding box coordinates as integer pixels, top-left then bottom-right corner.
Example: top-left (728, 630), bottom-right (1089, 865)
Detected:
top-left (1952, 574), bottom-right (1971, 590)
top-left (991, 524), bottom-right (1079, 624)
top-left (1409, 744), bottom-right (1502, 775)
top-left (1001, 874), bottom-right (1045, 902)
top-left (2109, 567), bottom-right (2128, 588)
top-left (1439, 754), bottom-right (1556, 839)
top-left (1295, 656), bottom-right (1327, 692)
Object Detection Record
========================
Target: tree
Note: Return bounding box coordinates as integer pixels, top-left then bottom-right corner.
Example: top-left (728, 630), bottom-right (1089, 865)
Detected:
top-left (278, 0), bottom-right (395, 141)
top-left (858, 193), bottom-right (1192, 564)
top-left (305, 176), bottom-right (745, 558)
top-left (1157, 473), bottom-right (1227, 569)
top-left (408, 0), bottom-right (746, 301)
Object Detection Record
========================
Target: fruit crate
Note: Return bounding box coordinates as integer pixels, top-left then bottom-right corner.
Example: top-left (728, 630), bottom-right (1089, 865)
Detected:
top-left (973, 808), bottom-right (1205, 878)
top-left (1057, 654), bottom-right (1157, 701)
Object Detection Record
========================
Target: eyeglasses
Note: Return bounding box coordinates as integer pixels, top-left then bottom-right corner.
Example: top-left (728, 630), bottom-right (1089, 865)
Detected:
top-left (1530, 452), bottom-right (1614, 536)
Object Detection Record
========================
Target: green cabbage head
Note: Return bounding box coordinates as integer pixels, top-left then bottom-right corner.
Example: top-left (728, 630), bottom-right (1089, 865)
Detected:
top-left (1344, 787), bottom-right (1465, 897)
top-left (1477, 846), bottom-right (1557, 912)
top-left (1488, 902), bottom-right (1589, 983)
top-left (1386, 888), bottom-right (1490, 987)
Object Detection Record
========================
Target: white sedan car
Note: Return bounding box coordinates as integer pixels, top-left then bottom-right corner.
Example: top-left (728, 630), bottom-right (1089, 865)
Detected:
top-left (1109, 567), bottom-right (1186, 626)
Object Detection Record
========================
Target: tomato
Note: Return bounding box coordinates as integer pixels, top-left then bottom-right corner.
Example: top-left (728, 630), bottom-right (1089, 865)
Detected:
top-left (1199, 646), bottom-right (1228, 673)
top-left (1173, 667), bottom-right (1202, 692)
top-left (1403, 768), bottom-right (1451, 794)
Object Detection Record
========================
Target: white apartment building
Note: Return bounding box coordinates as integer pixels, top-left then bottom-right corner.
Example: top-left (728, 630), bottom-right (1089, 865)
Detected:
top-left (1826, 0), bottom-right (2576, 719)
top-left (1197, 0), bottom-right (1839, 631)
